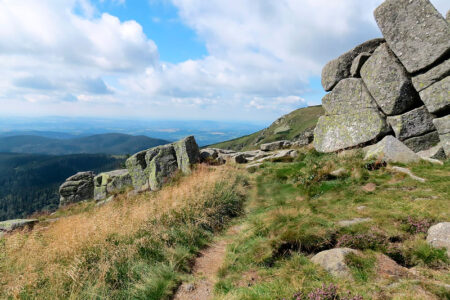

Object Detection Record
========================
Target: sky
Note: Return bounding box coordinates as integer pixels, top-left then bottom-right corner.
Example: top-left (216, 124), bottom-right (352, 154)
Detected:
top-left (0, 0), bottom-right (448, 123)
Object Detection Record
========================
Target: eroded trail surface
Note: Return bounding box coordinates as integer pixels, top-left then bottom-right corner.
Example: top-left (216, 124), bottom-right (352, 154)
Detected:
top-left (173, 226), bottom-right (240, 300)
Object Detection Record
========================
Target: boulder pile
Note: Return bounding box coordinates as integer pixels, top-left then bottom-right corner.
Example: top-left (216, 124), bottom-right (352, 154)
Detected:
top-left (59, 136), bottom-right (200, 206)
top-left (314, 0), bottom-right (449, 158)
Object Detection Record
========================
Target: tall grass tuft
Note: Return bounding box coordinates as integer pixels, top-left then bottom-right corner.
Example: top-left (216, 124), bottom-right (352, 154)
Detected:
top-left (0, 165), bottom-right (247, 299)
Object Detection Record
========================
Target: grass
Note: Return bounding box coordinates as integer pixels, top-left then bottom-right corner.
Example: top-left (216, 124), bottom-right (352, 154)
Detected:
top-left (214, 148), bottom-right (450, 299)
top-left (209, 105), bottom-right (324, 151)
top-left (0, 165), bottom-right (247, 299)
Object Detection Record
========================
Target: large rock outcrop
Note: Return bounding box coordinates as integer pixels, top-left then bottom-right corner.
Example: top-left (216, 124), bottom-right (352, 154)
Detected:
top-left (314, 0), bottom-right (449, 157)
top-left (126, 136), bottom-right (200, 191)
top-left (59, 171), bottom-right (95, 207)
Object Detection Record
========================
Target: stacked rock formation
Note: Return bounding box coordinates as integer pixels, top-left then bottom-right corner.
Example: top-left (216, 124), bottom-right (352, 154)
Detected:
top-left (314, 0), bottom-right (449, 157)
top-left (59, 136), bottom-right (200, 206)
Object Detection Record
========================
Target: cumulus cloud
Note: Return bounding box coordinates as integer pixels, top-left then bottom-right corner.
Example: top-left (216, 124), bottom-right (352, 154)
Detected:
top-left (0, 0), bottom-right (448, 121)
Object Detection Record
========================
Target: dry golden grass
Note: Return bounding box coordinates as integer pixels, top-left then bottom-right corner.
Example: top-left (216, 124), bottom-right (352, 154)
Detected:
top-left (0, 164), bottom-right (237, 298)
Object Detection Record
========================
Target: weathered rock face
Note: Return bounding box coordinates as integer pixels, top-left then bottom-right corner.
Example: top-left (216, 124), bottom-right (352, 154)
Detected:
top-left (412, 59), bottom-right (450, 92)
top-left (174, 136), bottom-right (200, 174)
top-left (314, 109), bottom-right (390, 153)
top-left (387, 106), bottom-right (436, 141)
top-left (126, 136), bottom-right (200, 191)
top-left (315, 0), bottom-right (449, 157)
top-left (364, 135), bottom-right (421, 163)
top-left (426, 222), bottom-right (450, 257)
top-left (59, 171), bottom-right (95, 206)
top-left (146, 145), bottom-right (179, 191)
top-left (374, 0), bottom-right (450, 73)
top-left (419, 77), bottom-right (450, 114)
top-left (321, 38), bottom-right (384, 91)
top-left (403, 131), bottom-right (440, 153)
top-left (322, 78), bottom-right (378, 115)
top-left (361, 43), bottom-right (419, 116)
top-left (94, 169), bottom-right (132, 201)
top-left (434, 115), bottom-right (450, 156)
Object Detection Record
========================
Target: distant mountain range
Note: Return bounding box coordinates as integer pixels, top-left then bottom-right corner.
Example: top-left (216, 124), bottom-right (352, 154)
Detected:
top-left (0, 133), bottom-right (170, 155)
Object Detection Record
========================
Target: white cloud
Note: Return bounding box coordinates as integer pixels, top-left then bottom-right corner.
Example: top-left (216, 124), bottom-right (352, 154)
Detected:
top-left (0, 0), bottom-right (448, 121)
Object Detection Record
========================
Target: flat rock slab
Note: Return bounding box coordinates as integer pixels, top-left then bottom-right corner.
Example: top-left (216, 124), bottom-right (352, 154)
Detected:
top-left (322, 78), bottom-right (378, 115)
top-left (0, 219), bottom-right (38, 232)
top-left (314, 109), bottom-right (389, 153)
top-left (338, 218), bottom-right (372, 227)
top-left (387, 106), bottom-right (436, 141)
top-left (321, 38), bottom-right (384, 91)
top-left (260, 140), bottom-right (291, 151)
top-left (361, 43), bottom-right (419, 116)
top-left (419, 76), bottom-right (450, 114)
top-left (311, 248), bottom-right (359, 278)
top-left (412, 58), bottom-right (450, 92)
top-left (374, 0), bottom-right (450, 73)
top-left (426, 222), bottom-right (450, 257)
top-left (403, 131), bottom-right (440, 153)
top-left (391, 166), bottom-right (426, 183)
top-left (364, 135), bottom-right (421, 164)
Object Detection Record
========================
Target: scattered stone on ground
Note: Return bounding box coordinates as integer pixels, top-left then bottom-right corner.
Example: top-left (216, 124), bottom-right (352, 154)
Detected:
top-left (390, 166), bottom-right (426, 183)
top-left (59, 171), bottom-right (95, 207)
top-left (426, 222), bottom-right (450, 257)
top-left (417, 144), bottom-right (446, 161)
top-left (375, 253), bottom-right (410, 279)
top-left (357, 206), bottom-right (367, 211)
top-left (0, 219), bottom-right (38, 233)
top-left (329, 168), bottom-right (347, 178)
top-left (260, 140), bottom-right (291, 151)
top-left (338, 218), bottom-right (372, 227)
top-left (311, 248), bottom-right (359, 278)
top-left (362, 183), bottom-right (377, 192)
top-left (364, 136), bottom-right (421, 164)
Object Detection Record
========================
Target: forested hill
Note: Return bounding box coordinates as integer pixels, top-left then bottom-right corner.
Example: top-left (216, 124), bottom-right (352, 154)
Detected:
top-left (0, 153), bottom-right (124, 221)
top-left (0, 133), bottom-right (169, 155)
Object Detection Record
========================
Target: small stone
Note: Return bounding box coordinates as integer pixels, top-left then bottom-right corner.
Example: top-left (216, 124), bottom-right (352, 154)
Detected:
top-left (364, 136), bottom-right (421, 164)
top-left (183, 283), bottom-right (195, 292)
top-left (338, 218), bottom-right (372, 227)
top-left (260, 140), bottom-right (291, 151)
top-left (426, 222), bottom-right (450, 257)
top-left (311, 248), bottom-right (359, 278)
top-left (362, 183), bottom-right (377, 192)
top-left (357, 206), bottom-right (367, 211)
top-left (329, 168), bottom-right (347, 178)
top-left (391, 166), bottom-right (426, 183)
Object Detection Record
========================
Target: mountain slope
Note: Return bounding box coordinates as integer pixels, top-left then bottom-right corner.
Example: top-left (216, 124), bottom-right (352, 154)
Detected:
top-left (0, 153), bottom-right (125, 221)
top-left (209, 105), bottom-right (324, 151)
top-left (0, 133), bottom-right (170, 155)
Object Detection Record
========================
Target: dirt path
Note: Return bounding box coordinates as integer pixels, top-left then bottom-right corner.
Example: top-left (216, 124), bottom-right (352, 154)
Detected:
top-left (173, 226), bottom-right (240, 300)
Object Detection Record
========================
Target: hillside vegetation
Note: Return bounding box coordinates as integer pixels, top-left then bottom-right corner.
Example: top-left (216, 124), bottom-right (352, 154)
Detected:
top-left (0, 133), bottom-right (169, 155)
top-left (0, 165), bottom-right (246, 299)
top-left (215, 148), bottom-right (449, 299)
top-left (0, 153), bottom-right (124, 221)
top-left (209, 105), bottom-right (324, 151)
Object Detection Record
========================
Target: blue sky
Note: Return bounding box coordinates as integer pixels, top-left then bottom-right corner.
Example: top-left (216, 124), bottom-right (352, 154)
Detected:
top-left (0, 0), bottom-right (448, 123)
